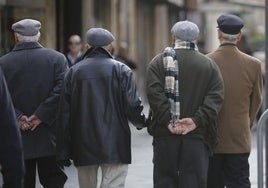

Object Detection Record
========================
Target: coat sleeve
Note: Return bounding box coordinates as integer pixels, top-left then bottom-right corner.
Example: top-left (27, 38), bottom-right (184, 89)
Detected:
top-left (34, 55), bottom-right (68, 125)
top-left (146, 54), bottom-right (171, 128)
top-left (56, 69), bottom-right (72, 161)
top-left (249, 64), bottom-right (263, 127)
top-left (0, 68), bottom-right (24, 188)
top-left (121, 65), bottom-right (145, 128)
top-left (191, 62), bottom-right (224, 128)
top-left (191, 62), bottom-right (224, 150)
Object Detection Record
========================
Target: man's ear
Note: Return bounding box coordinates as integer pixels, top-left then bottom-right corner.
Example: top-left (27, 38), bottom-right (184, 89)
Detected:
top-left (14, 33), bottom-right (19, 44)
top-left (237, 32), bottom-right (242, 42)
top-left (38, 33), bottom-right (41, 42)
top-left (217, 29), bottom-right (222, 40)
top-left (85, 43), bottom-right (90, 50)
top-left (108, 44), bottom-right (114, 53)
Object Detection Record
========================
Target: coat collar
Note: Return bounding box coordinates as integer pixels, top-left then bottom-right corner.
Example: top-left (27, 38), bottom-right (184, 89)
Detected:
top-left (13, 42), bottom-right (43, 51)
top-left (218, 43), bottom-right (239, 52)
top-left (219, 43), bottom-right (236, 47)
top-left (83, 47), bottom-right (113, 59)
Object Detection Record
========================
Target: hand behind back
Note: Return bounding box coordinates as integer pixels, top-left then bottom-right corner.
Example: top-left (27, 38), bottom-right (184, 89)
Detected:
top-left (18, 114), bottom-right (42, 131)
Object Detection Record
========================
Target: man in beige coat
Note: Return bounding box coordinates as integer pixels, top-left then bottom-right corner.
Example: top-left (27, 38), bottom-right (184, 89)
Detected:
top-left (207, 14), bottom-right (263, 188)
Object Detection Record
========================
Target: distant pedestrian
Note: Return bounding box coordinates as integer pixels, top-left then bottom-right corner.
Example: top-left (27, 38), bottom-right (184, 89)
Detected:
top-left (57, 28), bottom-right (146, 188)
top-left (146, 20), bottom-right (224, 188)
top-left (66, 35), bottom-right (83, 67)
top-left (0, 67), bottom-right (24, 188)
top-left (207, 14), bottom-right (263, 188)
top-left (0, 19), bottom-right (68, 188)
top-left (116, 41), bottom-right (137, 70)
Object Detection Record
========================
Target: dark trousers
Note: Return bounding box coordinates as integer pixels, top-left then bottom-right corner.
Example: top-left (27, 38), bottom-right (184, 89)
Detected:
top-left (207, 153), bottom-right (250, 188)
top-left (24, 156), bottom-right (67, 188)
top-left (153, 137), bottom-right (209, 188)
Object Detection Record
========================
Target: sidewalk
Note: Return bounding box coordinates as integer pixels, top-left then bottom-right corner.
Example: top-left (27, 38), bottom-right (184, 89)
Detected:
top-left (0, 126), bottom-right (260, 187)
top-left (56, 127), bottom-right (260, 188)
top-left (59, 127), bottom-right (154, 188)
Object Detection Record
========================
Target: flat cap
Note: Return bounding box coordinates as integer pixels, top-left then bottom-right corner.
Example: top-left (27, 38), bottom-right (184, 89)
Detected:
top-left (86, 28), bottom-right (115, 47)
top-left (12, 19), bottom-right (41, 36)
top-left (171, 21), bottom-right (199, 42)
top-left (217, 14), bottom-right (244, 35)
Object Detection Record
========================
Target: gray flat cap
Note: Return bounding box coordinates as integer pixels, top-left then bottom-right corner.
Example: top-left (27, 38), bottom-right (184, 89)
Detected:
top-left (87, 28), bottom-right (115, 47)
top-left (12, 19), bottom-right (41, 36)
top-left (171, 21), bottom-right (199, 42)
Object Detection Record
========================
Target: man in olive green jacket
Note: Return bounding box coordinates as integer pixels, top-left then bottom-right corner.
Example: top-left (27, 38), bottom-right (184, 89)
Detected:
top-left (146, 21), bottom-right (224, 188)
top-left (207, 14), bottom-right (263, 188)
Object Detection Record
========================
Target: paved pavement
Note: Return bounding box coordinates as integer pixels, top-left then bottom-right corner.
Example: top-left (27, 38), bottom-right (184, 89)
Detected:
top-left (0, 126), bottom-right (261, 187)
top-left (52, 127), bottom-right (154, 188)
top-left (40, 126), bottom-right (260, 188)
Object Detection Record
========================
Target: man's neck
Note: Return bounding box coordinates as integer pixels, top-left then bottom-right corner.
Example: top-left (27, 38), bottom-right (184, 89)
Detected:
top-left (69, 51), bottom-right (81, 58)
top-left (220, 39), bottom-right (237, 46)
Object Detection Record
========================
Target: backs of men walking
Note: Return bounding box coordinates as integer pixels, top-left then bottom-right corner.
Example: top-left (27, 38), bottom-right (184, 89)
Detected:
top-left (0, 19), bottom-right (68, 188)
top-left (146, 20), bottom-right (224, 188)
top-left (207, 14), bottom-right (263, 188)
top-left (0, 13), bottom-right (261, 188)
top-left (57, 27), bottom-right (146, 188)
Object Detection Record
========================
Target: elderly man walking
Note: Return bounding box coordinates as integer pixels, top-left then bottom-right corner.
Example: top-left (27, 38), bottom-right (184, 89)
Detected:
top-left (0, 19), bottom-right (68, 188)
top-left (207, 14), bottom-right (263, 188)
top-left (57, 28), bottom-right (146, 188)
top-left (146, 20), bottom-right (224, 188)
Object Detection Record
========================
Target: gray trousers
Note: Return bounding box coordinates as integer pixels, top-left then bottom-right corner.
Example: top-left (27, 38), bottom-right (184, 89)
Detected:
top-left (77, 164), bottom-right (128, 188)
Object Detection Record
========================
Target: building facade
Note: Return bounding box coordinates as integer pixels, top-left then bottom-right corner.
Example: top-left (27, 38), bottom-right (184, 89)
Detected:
top-left (0, 0), bottom-right (197, 94)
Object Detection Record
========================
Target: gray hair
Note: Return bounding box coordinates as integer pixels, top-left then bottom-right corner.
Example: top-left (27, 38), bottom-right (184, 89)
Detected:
top-left (15, 32), bottom-right (40, 42)
top-left (101, 45), bottom-right (110, 50)
top-left (221, 31), bottom-right (239, 41)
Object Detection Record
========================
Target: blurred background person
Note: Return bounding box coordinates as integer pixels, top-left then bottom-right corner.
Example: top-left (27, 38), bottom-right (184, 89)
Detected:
top-left (0, 67), bottom-right (24, 188)
top-left (115, 41), bottom-right (137, 70)
top-left (66, 35), bottom-right (83, 67)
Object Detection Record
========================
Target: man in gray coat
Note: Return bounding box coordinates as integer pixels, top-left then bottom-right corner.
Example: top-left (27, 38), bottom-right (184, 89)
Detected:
top-left (0, 19), bottom-right (67, 188)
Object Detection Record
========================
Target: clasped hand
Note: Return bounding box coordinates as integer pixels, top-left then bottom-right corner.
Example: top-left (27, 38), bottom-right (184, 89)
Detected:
top-left (168, 118), bottom-right (196, 135)
top-left (18, 115), bottom-right (42, 131)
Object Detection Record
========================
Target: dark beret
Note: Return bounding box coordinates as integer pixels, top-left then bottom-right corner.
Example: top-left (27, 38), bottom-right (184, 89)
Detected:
top-left (12, 19), bottom-right (41, 36)
top-left (86, 28), bottom-right (115, 47)
top-left (217, 14), bottom-right (244, 35)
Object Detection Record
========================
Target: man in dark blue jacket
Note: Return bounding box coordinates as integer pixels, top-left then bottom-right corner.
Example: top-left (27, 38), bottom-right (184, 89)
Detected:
top-left (0, 67), bottom-right (24, 188)
top-left (57, 28), bottom-right (146, 188)
top-left (0, 19), bottom-right (68, 188)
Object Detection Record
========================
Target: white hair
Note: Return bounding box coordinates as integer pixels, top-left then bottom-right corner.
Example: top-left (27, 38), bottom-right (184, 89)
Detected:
top-left (221, 31), bottom-right (239, 41)
top-left (15, 32), bottom-right (40, 42)
top-left (101, 45), bottom-right (110, 50)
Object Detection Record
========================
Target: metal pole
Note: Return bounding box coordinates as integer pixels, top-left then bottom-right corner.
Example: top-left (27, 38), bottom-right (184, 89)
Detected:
top-left (258, 110), bottom-right (268, 188)
top-left (265, 1), bottom-right (268, 187)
